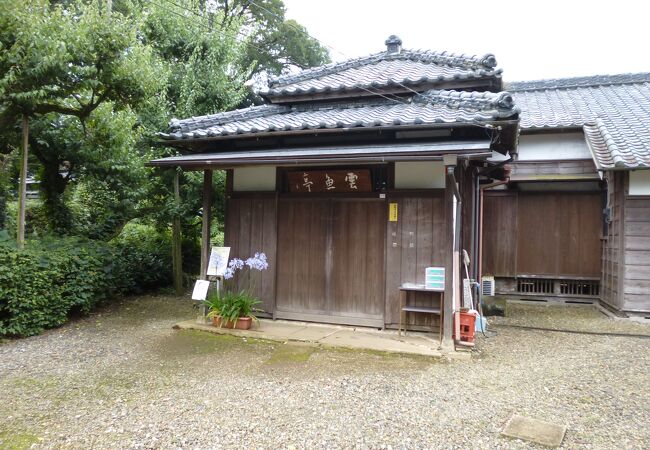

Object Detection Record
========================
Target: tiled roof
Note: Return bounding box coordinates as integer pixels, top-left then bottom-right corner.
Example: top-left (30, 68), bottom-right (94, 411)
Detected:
top-left (584, 116), bottom-right (650, 170)
top-left (162, 90), bottom-right (518, 141)
top-left (258, 49), bottom-right (501, 100)
top-left (509, 73), bottom-right (650, 169)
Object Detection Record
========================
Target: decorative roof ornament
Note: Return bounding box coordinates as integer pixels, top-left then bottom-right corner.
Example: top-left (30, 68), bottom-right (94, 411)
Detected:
top-left (385, 35), bottom-right (403, 54)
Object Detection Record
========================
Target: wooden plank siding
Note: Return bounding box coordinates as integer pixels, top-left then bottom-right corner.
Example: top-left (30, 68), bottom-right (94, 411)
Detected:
top-left (483, 191), bottom-right (602, 279)
top-left (622, 192), bottom-right (650, 312)
top-left (224, 194), bottom-right (278, 315)
top-left (385, 193), bottom-right (446, 328)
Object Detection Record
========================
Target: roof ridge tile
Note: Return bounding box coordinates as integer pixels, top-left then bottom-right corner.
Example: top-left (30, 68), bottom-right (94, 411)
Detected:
top-left (169, 104), bottom-right (288, 133)
top-left (507, 72), bottom-right (650, 92)
top-left (414, 89), bottom-right (519, 117)
top-left (266, 49), bottom-right (499, 89)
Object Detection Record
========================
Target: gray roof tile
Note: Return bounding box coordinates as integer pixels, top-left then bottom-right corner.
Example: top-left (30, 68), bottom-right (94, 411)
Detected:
top-left (258, 50), bottom-right (501, 99)
top-left (510, 73), bottom-right (650, 170)
top-left (162, 90), bottom-right (518, 141)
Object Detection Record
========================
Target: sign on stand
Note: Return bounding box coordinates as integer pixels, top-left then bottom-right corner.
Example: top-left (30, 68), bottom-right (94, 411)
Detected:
top-left (191, 279), bottom-right (210, 301)
top-left (207, 247), bottom-right (230, 277)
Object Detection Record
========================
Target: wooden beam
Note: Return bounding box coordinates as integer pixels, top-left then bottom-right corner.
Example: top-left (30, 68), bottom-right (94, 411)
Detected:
top-left (172, 170), bottom-right (183, 295)
top-left (17, 115), bottom-right (28, 249)
top-left (200, 169), bottom-right (213, 280)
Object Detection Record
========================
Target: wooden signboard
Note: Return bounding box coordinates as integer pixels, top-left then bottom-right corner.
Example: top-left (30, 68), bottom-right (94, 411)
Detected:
top-left (287, 169), bottom-right (372, 193)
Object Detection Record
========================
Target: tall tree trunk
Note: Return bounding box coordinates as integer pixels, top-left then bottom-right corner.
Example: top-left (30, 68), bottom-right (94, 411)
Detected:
top-left (172, 170), bottom-right (183, 295)
top-left (17, 115), bottom-right (29, 248)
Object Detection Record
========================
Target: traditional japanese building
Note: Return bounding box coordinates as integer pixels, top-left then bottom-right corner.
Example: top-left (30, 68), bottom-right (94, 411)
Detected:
top-left (150, 36), bottom-right (520, 348)
top-left (150, 37), bottom-right (650, 348)
top-left (485, 74), bottom-right (650, 316)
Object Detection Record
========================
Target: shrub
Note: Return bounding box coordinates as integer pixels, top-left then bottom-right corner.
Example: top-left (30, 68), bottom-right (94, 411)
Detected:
top-left (0, 226), bottom-right (172, 337)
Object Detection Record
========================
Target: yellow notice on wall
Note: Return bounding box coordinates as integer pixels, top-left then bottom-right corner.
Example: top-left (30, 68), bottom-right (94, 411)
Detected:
top-left (389, 203), bottom-right (398, 222)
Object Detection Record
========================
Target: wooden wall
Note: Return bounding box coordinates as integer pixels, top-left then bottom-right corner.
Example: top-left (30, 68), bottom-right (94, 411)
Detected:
top-left (224, 194), bottom-right (277, 315)
top-left (385, 193), bottom-right (446, 328)
top-left (601, 172), bottom-right (624, 309)
top-left (483, 191), bottom-right (602, 278)
top-left (482, 192), bottom-right (518, 276)
top-left (622, 189), bottom-right (650, 312)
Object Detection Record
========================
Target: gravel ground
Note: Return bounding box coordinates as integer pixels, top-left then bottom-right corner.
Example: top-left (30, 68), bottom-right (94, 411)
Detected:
top-left (1, 295), bottom-right (649, 449)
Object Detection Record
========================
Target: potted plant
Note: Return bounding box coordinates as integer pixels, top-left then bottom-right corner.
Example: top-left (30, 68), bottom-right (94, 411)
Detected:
top-left (204, 289), bottom-right (261, 330)
top-left (204, 252), bottom-right (269, 330)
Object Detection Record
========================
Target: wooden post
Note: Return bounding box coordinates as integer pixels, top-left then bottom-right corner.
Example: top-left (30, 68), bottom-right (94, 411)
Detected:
top-left (200, 169), bottom-right (213, 280)
top-left (17, 115), bottom-right (29, 249)
top-left (441, 155), bottom-right (457, 351)
top-left (172, 170), bottom-right (183, 295)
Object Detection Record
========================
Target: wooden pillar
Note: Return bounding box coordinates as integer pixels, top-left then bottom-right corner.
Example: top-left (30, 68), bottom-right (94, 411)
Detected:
top-left (200, 169), bottom-right (213, 280)
top-left (441, 155), bottom-right (458, 351)
top-left (17, 115), bottom-right (29, 249)
top-left (172, 170), bottom-right (183, 295)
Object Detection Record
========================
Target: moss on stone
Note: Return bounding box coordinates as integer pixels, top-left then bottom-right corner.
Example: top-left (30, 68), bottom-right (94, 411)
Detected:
top-left (266, 344), bottom-right (314, 364)
top-left (0, 430), bottom-right (39, 450)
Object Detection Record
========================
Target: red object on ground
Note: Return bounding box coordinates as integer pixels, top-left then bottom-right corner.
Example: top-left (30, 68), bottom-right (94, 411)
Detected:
top-left (456, 312), bottom-right (476, 343)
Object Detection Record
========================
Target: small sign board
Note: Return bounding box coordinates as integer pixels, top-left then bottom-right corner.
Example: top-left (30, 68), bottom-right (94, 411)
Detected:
top-left (389, 203), bottom-right (398, 222)
top-left (207, 247), bottom-right (230, 277)
top-left (287, 169), bottom-right (372, 193)
top-left (425, 267), bottom-right (445, 291)
top-left (191, 279), bottom-right (210, 301)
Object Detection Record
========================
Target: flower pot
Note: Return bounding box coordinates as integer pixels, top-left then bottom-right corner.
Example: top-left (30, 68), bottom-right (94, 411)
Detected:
top-left (211, 316), bottom-right (253, 330)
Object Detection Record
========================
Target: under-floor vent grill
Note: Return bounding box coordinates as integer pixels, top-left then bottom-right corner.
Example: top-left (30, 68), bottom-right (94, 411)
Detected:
top-left (559, 280), bottom-right (600, 296)
top-left (481, 276), bottom-right (495, 296)
top-left (517, 278), bottom-right (554, 294)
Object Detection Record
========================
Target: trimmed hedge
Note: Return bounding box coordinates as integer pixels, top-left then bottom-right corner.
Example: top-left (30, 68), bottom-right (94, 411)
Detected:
top-left (0, 227), bottom-right (172, 337)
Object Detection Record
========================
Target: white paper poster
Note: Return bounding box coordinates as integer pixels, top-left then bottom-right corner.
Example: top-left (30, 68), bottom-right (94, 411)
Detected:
top-left (207, 247), bottom-right (230, 277)
top-left (191, 280), bottom-right (210, 301)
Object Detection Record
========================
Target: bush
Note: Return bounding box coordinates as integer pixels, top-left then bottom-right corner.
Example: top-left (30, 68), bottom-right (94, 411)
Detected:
top-left (0, 226), bottom-right (172, 337)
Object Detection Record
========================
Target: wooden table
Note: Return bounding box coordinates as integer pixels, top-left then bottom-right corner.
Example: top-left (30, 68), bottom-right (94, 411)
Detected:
top-left (398, 285), bottom-right (444, 343)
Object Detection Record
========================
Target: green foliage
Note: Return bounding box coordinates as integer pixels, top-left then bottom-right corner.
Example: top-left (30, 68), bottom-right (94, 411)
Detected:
top-left (0, 225), bottom-right (172, 337)
top-left (0, 152), bottom-right (15, 230)
top-left (5, 200), bottom-right (50, 238)
top-left (204, 289), bottom-right (261, 325)
top-left (0, 0), bottom-right (163, 119)
top-left (218, 0), bottom-right (330, 76)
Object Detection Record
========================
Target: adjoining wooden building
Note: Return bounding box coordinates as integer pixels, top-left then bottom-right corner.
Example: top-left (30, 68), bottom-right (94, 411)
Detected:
top-left (483, 74), bottom-right (650, 317)
top-left (151, 37), bottom-right (650, 346)
top-left (150, 36), bottom-right (520, 347)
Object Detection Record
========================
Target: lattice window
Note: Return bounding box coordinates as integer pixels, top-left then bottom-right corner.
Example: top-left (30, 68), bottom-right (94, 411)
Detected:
top-left (559, 280), bottom-right (600, 297)
top-left (517, 279), bottom-right (554, 294)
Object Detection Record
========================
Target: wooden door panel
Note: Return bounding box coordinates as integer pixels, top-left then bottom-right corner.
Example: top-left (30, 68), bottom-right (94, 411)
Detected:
top-left (276, 199), bottom-right (328, 313)
top-left (384, 194), bottom-right (446, 326)
top-left (330, 200), bottom-right (385, 318)
top-left (225, 196), bottom-right (277, 314)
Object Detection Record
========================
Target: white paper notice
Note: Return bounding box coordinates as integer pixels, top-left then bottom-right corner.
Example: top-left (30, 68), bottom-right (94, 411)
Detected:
top-left (191, 280), bottom-right (210, 301)
top-left (207, 247), bottom-right (230, 277)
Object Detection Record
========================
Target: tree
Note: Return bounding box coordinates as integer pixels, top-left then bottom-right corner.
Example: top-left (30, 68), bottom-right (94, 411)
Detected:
top-left (0, 0), bottom-right (163, 236)
top-left (216, 0), bottom-right (330, 76)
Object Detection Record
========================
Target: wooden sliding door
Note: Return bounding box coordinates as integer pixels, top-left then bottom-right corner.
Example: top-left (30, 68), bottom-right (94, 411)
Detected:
top-left (275, 197), bottom-right (386, 327)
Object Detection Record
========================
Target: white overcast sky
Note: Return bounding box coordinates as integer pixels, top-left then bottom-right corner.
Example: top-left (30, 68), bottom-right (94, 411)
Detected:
top-left (283, 0), bottom-right (649, 81)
